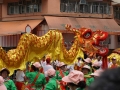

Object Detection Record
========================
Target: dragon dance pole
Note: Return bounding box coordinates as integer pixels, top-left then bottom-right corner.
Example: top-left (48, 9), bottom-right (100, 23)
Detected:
top-left (101, 47), bottom-right (109, 69)
top-left (102, 55), bottom-right (108, 69)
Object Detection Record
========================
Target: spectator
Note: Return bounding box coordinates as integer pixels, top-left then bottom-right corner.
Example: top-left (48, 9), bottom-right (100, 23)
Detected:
top-left (88, 68), bottom-right (120, 90)
top-left (44, 68), bottom-right (58, 90)
top-left (15, 69), bottom-right (25, 90)
top-left (25, 62), bottom-right (46, 90)
top-left (62, 70), bottom-right (86, 90)
top-left (0, 68), bottom-right (17, 90)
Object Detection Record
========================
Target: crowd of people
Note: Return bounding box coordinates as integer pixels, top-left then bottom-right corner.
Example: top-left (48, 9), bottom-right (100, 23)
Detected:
top-left (0, 55), bottom-right (119, 90)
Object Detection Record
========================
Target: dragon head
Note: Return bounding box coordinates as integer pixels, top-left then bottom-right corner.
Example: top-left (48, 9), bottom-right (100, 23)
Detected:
top-left (66, 25), bottom-right (109, 57)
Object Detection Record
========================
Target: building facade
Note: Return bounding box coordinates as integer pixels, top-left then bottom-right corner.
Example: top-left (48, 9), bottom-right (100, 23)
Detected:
top-left (0, 0), bottom-right (120, 51)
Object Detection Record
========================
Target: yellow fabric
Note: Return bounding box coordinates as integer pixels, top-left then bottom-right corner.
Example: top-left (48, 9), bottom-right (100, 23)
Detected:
top-left (108, 53), bottom-right (120, 65)
top-left (0, 30), bottom-right (84, 75)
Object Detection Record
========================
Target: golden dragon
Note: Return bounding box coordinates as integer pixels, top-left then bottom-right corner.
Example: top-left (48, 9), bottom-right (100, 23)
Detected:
top-left (0, 25), bottom-right (108, 74)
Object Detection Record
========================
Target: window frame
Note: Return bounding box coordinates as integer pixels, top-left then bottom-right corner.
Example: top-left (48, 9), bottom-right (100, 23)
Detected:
top-left (7, 0), bottom-right (41, 15)
top-left (60, 1), bottom-right (111, 15)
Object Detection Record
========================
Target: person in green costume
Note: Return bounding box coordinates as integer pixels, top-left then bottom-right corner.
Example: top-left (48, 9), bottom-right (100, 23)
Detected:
top-left (81, 65), bottom-right (94, 88)
top-left (0, 68), bottom-right (17, 90)
top-left (56, 62), bottom-right (69, 90)
top-left (62, 70), bottom-right (86, 90)
top-left (25, 62), bottom-right (46, 90)
top-left (56, 62), bottom-right (69, 80)
top-left (45, 68), bottom-right (59, 90)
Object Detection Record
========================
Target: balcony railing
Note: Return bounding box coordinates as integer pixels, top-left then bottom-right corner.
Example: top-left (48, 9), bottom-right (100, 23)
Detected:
top-left (60, 3), bottom-right (112, 14)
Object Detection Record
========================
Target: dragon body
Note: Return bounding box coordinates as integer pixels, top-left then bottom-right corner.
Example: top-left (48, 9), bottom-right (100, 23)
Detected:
top-left (0, 25), bottom-right (108, 74)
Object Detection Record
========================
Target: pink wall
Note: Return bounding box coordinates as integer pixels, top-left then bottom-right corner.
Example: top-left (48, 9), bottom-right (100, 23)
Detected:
top-left (47, 0), bottom-right (60, 14)
top-left (1, 0), bottom-right (113, 21)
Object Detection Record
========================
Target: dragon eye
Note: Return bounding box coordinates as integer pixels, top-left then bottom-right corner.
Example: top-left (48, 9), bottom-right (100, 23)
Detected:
top-left (83, 32), bottom-right (92, 39)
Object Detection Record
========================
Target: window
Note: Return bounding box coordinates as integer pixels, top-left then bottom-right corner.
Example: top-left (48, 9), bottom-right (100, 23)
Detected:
top-left (60, 0), bottom-right (111, 14)
top-left (114, 6), bottom-right (120, 19)
top-left (7, 0), bottom-right (41, 15)
top-left (8, 3), bottom-right (14, 14)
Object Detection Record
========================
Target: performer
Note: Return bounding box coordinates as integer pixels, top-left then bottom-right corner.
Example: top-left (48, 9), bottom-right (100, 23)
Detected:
top-left (92, 56), bottom-right (102, 68)
top-left (84, 58), bottom-right (92, 67)
top-left (15, 69), bottom-right (25, 90)
top-left (0, 68), bottom-right (17, 90)
top-left (43, 58), bottom-right (53, 82)
top-left (44, 68), bottom-right (59, 90)
top-left (62, 70), bottom-right (86, 90)
top-left (109, 57), bottom-right (119, 68)
top-left (25, 62), bottom-right (46, 90)
top-left (81, 65), bottom-right (94, 86)
top-left (40, 56), bottom-right (46, 68)
top-left (67, 64), bottom-right (74, 72)
top-left (74, 57), bottom-right (83, 71)
top-left (0, 76), bottom-right (7, 90)
top-left (56, 62), bottom-right (69, 90)
top-left (43, 58), bottom-right (53, 75)
top-left (54, 60), bottom-right (60, 70)
top-left (92, 61), bottom-right (101, 72)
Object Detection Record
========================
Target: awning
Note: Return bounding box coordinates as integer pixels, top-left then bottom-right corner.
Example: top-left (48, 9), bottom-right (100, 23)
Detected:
top-left (112, 0), bottom-right (120, 5)
top-left (45, 16), bottom-right (120, 35)
top-left (0, 20), bottom-right (42, 35)
top-left (76, 18), bottom-right (120, 35)
top-left (44, 16), bottom-right (80, 30)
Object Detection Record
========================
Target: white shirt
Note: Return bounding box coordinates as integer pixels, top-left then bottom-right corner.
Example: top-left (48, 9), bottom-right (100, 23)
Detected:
top-left (16, 71), bottom-right (25, 82)
top-left (77, 61), bottom-right (83, 67)
top-left (43, 64), bottom-right (53, 77)
top-left (40, 60), bottom-right (46, 67)
top-left (67, 65), bottom-right (74, 72)
top-left (54, 60), bottom-right (60, 66)
top-left (108, 62), bottom-right (112, 68)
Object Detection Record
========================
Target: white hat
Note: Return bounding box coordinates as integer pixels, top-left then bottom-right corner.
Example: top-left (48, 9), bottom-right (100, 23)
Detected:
top-left (46, 68), bottom-right (56, 77)
top-left (59, 62), bottom-right (66, 67)
top-left (62, 70), bottom-right (84, 85)
top-left (82, 65), bottom-right (91, 70)
top-left (33, 62), bottom-right (41, 68)
top-left (84, 58), bottom-right (91, 63)
top-left (92, 61), bottom-right (101, 67)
